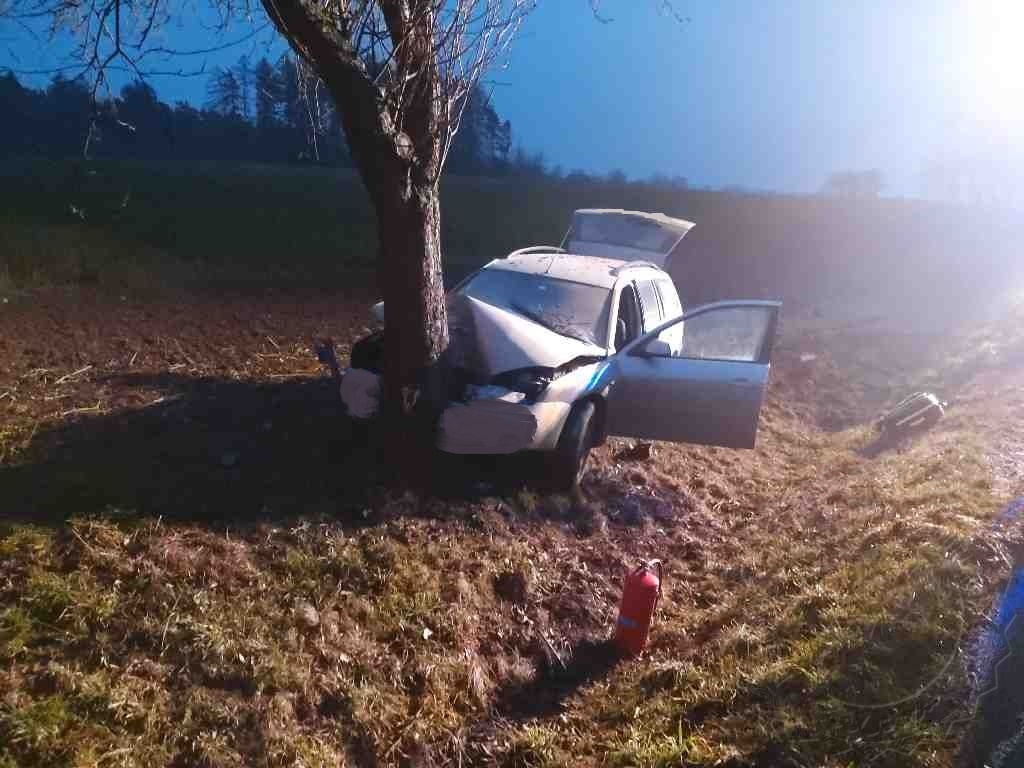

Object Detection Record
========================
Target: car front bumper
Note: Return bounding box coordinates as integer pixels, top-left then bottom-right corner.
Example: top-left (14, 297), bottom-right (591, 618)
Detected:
top-left (436, 399), bottom-right (571, 454)
top-left (339, 369), bottom-right (572, 454)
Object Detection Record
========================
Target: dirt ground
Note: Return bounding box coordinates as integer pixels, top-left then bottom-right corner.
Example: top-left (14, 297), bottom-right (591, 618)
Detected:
top-left (0, 284), bottom-right (973, 519)
top-left (1, 285), bottom-right (1022, 767)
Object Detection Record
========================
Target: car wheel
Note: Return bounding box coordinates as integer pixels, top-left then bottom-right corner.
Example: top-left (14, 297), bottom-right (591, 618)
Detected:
top-left (546, 400), bottom-right (596, 492)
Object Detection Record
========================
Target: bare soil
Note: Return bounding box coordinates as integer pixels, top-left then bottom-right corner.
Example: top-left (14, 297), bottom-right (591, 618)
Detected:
top-left (1, 285), bottom-right (1022, 768)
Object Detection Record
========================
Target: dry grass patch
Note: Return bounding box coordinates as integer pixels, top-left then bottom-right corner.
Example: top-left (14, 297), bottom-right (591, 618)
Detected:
top-left (2, 292), bottom-right (1022, 766)
top-left (0, 449), bottom-right (1009, 768)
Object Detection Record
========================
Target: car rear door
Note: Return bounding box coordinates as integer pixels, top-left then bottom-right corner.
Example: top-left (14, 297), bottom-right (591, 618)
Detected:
top-left (604, 300), bottom-right (781, 448)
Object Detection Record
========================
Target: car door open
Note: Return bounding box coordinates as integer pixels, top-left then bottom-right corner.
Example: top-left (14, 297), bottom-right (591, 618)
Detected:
top-left (605, 300), bottom-right (781, 448)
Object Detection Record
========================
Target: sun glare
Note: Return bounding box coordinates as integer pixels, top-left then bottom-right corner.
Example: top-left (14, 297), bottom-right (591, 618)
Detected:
top-left (964, 1), bottom-right (1024, 126)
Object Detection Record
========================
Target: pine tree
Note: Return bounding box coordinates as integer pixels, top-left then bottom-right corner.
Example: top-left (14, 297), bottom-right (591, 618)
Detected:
top-left (205, 67), bottom-right (243, 117)
top-left (234, 55), bottom-right (253, 122)
top-left (253, 57), bottom-right (280, 129)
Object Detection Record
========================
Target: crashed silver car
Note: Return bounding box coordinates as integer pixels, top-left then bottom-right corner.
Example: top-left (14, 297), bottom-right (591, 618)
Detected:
top-left (342, 246), bottom-right (780, 490)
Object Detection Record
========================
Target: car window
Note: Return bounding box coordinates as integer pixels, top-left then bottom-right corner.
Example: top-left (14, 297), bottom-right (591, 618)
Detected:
top-left (570, 212), bottom-right (685, 255)
top-left (635, 279), bottom-right (662, 331)
top-left (613, 285), bottom-right (642, 351)
top-left (457, 269), bottom-right (612, 346)
top-left (641, 306), bottom-right (774, 362)
top-left (654, 279), bottom-right (684, 353)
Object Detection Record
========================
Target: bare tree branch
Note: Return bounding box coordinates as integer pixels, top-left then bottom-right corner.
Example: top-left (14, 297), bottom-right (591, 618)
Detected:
top-left (658, 0), bottom-right (689, 23)
top-left (2, 0), bottom-right (273, 90)
top-left (253, 0), bottom-right (533, 191)
top-left (1, 61), bottom-right (206, 76)
top-left (589, 0), bottom-right (611, 23)
top-left (137, 22), bottom-right (270, 58)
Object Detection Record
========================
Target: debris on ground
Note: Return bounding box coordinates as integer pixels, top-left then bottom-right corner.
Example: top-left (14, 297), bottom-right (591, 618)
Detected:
top-left (877, 391), bottom-right (946, 435)
top-left (570, 502), bottom-right (607, 537)
top-left (294, 599), bottom-right (321, 631)
top-left (615, 497), bottom-right (647, 527)
top-left (616, 441), bottom-right (654, 461)
top-left (494, 568), bottom-right (530, 605)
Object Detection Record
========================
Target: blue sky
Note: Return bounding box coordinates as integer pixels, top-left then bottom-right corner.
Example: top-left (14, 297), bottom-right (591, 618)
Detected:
top-left (499, 0), bottom-right (968, 194)
top-left (3, 0), bottom-right (1020, 196)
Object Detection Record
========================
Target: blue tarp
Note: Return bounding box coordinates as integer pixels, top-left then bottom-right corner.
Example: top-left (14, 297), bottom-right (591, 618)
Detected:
top-left (995, 498), bottom-right (1024, 632)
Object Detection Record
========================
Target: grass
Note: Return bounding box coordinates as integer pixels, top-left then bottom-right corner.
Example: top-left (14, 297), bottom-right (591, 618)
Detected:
top-left (596, 441), bottom-right (1000, 767)
top-left (0, 158), bottom-right (558, 290)
top-left (1, 158), bottom-right (1022, 765)
top-left (0, 160), bottom-right (380, 292)
top-left (2, 157), bottom-right (1019, 318)
top-left (0, 382), bottom-right (1014, 767)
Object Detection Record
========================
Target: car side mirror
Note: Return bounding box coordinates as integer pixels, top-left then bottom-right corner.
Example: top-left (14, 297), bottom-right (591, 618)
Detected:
top-left (643, 338), bottom-right (673, 357)
top-left (371, 301), bottom-right (385, 325)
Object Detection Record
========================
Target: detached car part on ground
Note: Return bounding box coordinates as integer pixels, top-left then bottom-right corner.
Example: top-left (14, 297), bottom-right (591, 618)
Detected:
top-left (340, 212), bottom-right (780, 491)
top-left (876, 391), bottom-right (946, 435)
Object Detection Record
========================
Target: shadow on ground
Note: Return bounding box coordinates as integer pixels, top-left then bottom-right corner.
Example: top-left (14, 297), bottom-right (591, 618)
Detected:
top-left (0, 372), bottom-right (542, 526)
top-left (494, 637), bottom-right (622, 721)
top-left (857, 422), bottom-right (939, 458)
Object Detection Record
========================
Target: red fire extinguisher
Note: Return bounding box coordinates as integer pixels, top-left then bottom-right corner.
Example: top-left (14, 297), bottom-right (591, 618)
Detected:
top-left (613, 560), bottom-right (663, 656)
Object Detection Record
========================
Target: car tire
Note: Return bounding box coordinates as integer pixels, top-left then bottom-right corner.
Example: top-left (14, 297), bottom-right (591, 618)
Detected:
top-left (546, 400), bottom-right (596, 492)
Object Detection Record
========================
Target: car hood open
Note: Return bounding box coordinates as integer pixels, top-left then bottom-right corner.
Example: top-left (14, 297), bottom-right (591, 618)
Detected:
top-left (450, 295), bottom-right (606, 378)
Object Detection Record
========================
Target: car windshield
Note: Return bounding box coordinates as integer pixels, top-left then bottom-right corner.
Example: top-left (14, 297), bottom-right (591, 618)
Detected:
top-left (457, 269), bottom-right (612, 346)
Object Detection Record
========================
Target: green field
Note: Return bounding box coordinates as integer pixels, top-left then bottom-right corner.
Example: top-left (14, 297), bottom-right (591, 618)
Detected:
top-left (4, 158), bottom-right (1020, 330)
top-left (0, 159), bottom-right (742, 288)
top-left (0, 158), bottom-right (635, 289)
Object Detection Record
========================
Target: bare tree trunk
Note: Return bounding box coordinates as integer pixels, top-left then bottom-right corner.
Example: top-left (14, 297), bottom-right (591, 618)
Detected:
top-left (374, 181), bottom-right (449, 422)
top-left (256, 0), bottom-right (471, 454)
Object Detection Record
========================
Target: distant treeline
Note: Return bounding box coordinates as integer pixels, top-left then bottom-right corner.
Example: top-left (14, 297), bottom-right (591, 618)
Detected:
top-left (0, 56), bottom-right (551, 176)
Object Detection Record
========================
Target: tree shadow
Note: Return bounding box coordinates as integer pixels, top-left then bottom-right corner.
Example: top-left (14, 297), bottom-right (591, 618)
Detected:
top-left (494, 637), bottom-right (622, 721)
top-left (0, 371), bottom-right (540, 527)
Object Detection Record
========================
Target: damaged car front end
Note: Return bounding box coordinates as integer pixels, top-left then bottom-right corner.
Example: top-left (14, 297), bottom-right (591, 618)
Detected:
top-left (336, 246), bottom-right (781, 491)
top-left (342, 265), bottom-right (615, 457)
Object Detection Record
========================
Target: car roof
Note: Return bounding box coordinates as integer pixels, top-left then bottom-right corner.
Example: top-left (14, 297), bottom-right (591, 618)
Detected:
top-left (485, 251), bottom-right (667, 289)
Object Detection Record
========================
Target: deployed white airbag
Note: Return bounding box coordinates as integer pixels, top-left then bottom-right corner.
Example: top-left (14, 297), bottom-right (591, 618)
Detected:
top-left (340, 368), bottom-right (381, 418)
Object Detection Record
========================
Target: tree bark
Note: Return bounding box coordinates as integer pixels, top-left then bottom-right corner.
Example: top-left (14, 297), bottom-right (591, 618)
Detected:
top-left (374, 181), bottom-right (449, 419)
top-left (259, 0), bottom-right (452, 441)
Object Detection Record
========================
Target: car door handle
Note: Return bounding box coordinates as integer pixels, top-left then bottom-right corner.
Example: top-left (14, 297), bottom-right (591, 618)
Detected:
top-left (731, 377), bottom-right (751, 384)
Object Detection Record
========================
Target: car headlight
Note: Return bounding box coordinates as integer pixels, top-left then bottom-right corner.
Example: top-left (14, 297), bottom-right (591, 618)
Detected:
top-left (492, 368), bottom-right (553, 400)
